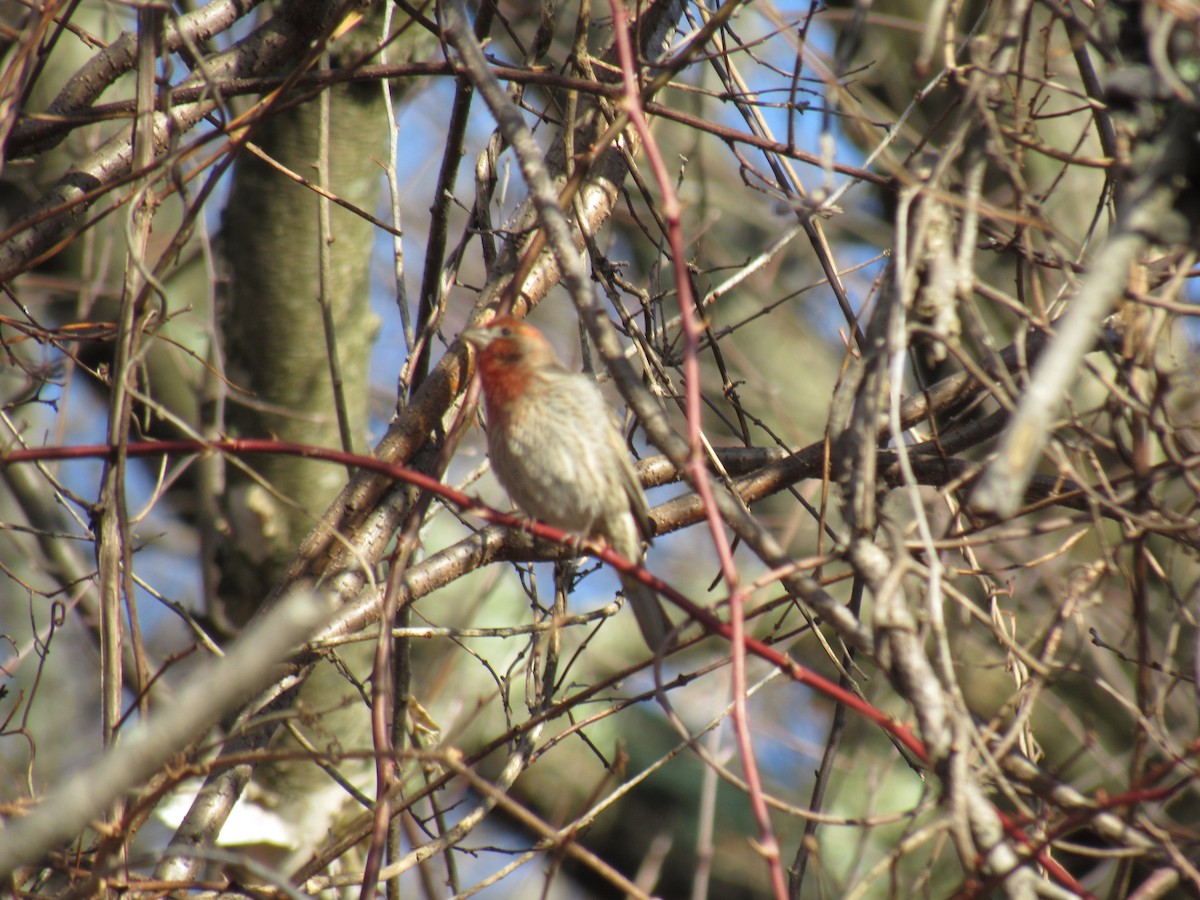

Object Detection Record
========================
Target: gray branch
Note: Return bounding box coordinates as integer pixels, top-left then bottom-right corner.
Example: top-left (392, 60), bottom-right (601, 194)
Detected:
top-left (0, 586), bottom-right (333, 879)
top-left (972, 107), bottom-right (1200, 517)
top-left (0, 0), bottom-right (357, 282)
top-left (14, 0), bottom-right (263, 156)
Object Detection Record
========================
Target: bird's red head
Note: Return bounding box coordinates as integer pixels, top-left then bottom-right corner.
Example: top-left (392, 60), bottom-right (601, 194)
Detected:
top-left (462, 317), bottom-right (566, 419)
top-left (463, 316), bottom-right (555, 365)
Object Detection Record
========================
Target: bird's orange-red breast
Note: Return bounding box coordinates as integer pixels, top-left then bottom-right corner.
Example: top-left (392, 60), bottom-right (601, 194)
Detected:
top-left (463, 317), bottom-right (673, 650)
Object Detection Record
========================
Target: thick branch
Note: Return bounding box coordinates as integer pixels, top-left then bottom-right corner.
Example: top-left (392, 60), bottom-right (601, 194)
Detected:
top-left (0, 0), bottom-right (360, 281)
top-left (0, 587), bottom-right (332, 879)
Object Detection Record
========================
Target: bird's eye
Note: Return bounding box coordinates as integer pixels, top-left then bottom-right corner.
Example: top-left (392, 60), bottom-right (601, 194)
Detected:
top-left (498, 325), bottom-right (513, 337)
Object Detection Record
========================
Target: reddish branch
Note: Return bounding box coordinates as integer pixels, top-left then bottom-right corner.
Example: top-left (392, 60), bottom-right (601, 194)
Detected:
top-left (3, 436), bottom-right (1091, 895)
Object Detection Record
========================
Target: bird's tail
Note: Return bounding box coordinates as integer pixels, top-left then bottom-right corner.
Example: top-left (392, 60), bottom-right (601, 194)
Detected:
top-left (620, 573), bottom-right (675, 652)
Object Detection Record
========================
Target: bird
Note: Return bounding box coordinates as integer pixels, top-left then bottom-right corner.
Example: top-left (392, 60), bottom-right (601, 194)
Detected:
top-left (462, 316), bottom-right (674, 651)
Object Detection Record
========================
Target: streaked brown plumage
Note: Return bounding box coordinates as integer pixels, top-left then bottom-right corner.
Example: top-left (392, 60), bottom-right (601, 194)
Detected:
top-left (463, 317), bottom-right (672, 650)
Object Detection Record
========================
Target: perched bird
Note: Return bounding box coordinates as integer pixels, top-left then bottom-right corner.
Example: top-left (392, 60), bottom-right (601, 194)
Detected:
top-left (462, 316), bottom-right (673, 651)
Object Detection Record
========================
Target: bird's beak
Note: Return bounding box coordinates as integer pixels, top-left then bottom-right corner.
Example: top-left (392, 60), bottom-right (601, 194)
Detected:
top-left (461, 325), bottom-right (488, 349)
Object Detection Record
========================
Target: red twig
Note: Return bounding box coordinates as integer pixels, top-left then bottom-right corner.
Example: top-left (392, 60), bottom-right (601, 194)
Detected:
top-left (2, 437), bottom-right (1090, 895)
top-left (606, 4), bottom-right (788, 897)
top-left (1, 436), bottom-right (919, 746)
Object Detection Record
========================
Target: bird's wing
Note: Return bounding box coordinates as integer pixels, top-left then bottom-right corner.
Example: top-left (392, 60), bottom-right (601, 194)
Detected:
top-left (623, 460), bottom-right (654, 542)
top-left (570, 372), bottom-right (655, 543)
top-left (609, 415), bottom-right (654, 541)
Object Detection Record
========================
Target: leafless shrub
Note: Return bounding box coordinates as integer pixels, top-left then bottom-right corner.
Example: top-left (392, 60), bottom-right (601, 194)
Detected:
top-left (2, 1), bottom-right (1199, 897)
